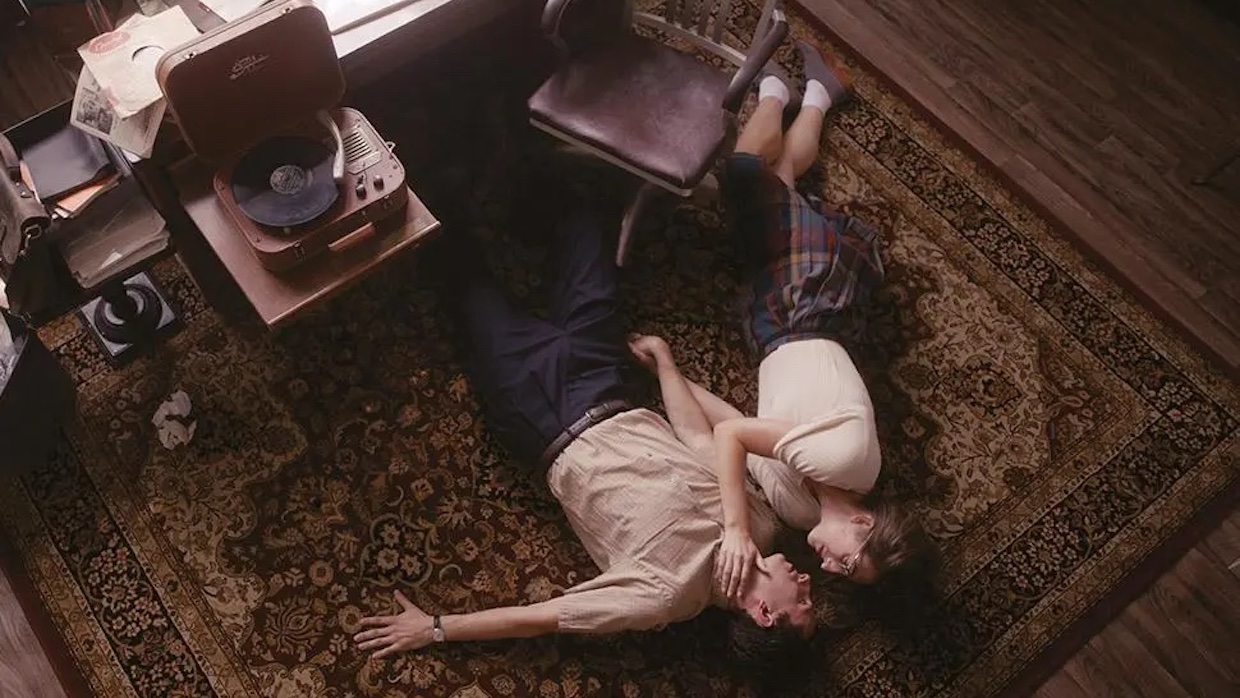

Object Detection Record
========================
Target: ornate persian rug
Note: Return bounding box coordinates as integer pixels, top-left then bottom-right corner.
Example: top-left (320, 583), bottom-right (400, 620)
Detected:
top-left (3, 2), bottom-right (1238, 696)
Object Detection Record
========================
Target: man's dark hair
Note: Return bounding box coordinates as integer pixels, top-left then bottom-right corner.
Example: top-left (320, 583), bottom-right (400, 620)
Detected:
top-left (727, 613), bottom-right (813, 685)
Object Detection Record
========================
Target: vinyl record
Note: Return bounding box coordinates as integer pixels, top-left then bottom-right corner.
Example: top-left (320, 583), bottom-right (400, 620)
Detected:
top-left (232, 136), bottom-right (339, 228)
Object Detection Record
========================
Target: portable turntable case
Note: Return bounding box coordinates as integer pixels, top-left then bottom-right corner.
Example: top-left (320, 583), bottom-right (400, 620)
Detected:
top-left (155, 0), bottom-right (407, 271)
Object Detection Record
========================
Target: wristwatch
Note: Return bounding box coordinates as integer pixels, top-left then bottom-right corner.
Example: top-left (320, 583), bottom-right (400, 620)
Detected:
top-left (431, 614), bottom-right (446, 643)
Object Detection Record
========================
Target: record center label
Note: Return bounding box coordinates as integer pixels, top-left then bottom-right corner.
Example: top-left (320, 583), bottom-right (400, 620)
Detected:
top-left (233, 136), bottom-right (338, 227)
top-left (270, 165), bottom-right (310, 195)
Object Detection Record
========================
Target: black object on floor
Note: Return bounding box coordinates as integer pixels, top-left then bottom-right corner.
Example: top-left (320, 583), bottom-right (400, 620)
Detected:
top-left (76, 271), bottom-right (178, 365)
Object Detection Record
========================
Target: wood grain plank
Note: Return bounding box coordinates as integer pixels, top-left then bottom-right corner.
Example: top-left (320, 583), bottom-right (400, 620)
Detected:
top-left (1092, 136), bottom-right (1240, 284)
top-left (1118, 593), bottom-right (1240, 698)
top-left (1032, 669), bottom-right (1091, 698)
top-left (801, 0), bottom-right (1240, 374)
top-left (865, 0), bottom-right (989, 87)
top-left (821, 0), bottom-right (963, 93)
top-left (0, 567), bottom-right (68, 698)
top-left (0, 25), bottom-right (74, 130)
top-left (1029, 0), bottom-right (1236, 165)
top-left (1200, 288), bottom-right (1240, 346)
top-left (1147, 547), bottom-right (1240, 680)
top-left (1079, 628), bottom-right (1194, 698)
top-left (1201, 507), bottom-right (1240, 578)
top-left (1050, 534), bottom-right (1240, 698)
top-left (1062, 639), bottom-right (1156, 698)
top-left (1017, 0), bottom-right (1120, 101)
top-left (1003, 141), bottom-right (1213, 302)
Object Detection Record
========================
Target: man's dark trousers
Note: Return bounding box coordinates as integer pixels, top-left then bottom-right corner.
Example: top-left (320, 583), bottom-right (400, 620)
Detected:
top-left (447, 208), bottom-right (635, 463)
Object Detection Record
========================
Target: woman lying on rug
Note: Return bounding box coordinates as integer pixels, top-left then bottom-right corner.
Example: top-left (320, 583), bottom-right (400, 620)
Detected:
top-left (644, 42), bottom-right (940, 604)
top-left (354, 206), bottom-right (815, 676)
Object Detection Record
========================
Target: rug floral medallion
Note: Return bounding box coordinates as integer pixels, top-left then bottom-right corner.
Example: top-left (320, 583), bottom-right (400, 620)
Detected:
top-left (3, 2), bottom-right (1238, 697)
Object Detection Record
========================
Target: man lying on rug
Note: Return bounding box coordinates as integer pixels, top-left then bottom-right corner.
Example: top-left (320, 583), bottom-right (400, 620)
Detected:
top-left (708, 42), bottom-right (938, 603)
top-left (353, 206), bottom-right (815, 673)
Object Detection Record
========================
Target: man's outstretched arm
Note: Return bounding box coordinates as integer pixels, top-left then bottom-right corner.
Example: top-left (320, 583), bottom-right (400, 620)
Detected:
top-left (355, 590), bottom-right (560, 658)
top-left (355, 570), bottom-right (675, 658)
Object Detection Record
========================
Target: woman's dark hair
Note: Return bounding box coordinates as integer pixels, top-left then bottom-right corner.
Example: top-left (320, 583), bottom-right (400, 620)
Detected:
top-left (863, 497), bottom-right (942, 627)
top-left (866, 497), bottom-right (940, 583)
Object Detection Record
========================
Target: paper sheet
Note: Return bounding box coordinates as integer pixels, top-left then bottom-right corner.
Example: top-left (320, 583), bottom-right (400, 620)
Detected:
top-left (152, 390), bottom-right (197, 449)
top-left (200, 0), bottom-right (268, 22)
top-left (58, 183), bottom-right (170, 288)
top-left (70, 64), bottom-right (167, 158)
top-left (77, 7), bottom-right (200, 118)
top-left (315, 0), bottom-right (421, 33)
top-left (0, 312), bottom-right (16, 391)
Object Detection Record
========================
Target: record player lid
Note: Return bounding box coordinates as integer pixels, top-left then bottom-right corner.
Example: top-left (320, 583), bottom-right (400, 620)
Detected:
top-left (156, 1), bottom-right (345, 164)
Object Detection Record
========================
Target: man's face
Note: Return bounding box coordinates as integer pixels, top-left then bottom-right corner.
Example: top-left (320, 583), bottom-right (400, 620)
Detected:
top-left (807, 516), bottom-right (879, 585)
top-left (747, 553), bottom-right (815, 636)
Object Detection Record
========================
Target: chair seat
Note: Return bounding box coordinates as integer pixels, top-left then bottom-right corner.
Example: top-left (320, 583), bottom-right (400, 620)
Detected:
top-left (529, 35), bottom-right (733, 192)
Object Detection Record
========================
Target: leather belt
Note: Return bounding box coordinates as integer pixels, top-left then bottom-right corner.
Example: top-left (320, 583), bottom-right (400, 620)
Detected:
top-left (540, 399), bottom-right (633, 466)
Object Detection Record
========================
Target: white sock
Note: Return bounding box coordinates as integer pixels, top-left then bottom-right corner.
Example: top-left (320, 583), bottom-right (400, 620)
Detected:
top-left (758, 75), bottom-right (789, 106)
top-left (803, 79), bottom-right (833, 113)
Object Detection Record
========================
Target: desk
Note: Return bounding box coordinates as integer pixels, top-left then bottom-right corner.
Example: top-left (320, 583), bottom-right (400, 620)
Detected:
top-left (162, 0), bottom-right (545, 327)
top-left (173, 159), bottom-right (439, 329)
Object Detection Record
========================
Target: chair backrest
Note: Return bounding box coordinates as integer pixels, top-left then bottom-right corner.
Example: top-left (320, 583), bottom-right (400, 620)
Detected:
top-left (631, 0), bottom-right (783, 70)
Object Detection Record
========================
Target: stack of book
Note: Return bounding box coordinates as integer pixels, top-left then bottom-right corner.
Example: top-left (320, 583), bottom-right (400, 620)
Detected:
top-left (19, 123), bottom-right (169, 289)
top-left (21, 122), bottom-right (120, 219)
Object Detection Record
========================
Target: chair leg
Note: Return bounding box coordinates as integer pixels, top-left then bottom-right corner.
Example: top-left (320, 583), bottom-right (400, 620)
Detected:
top-left (617, 182), bottom-right (662, 267)
top-left (692, 172), bottom-right (721, 209)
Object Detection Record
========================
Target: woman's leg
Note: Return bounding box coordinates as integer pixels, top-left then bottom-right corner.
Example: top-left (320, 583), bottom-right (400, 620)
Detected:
top-left (734, 76), bottom-right (792, 165)
top-left (773, 41), bottom-right (854, 186)
top-left (772, 104), bottom-right (826, 187)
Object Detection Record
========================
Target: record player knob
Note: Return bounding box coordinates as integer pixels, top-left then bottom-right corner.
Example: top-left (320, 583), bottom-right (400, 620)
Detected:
top-left (356, 183), bottom-right (368, 199)
top-left (373, 175), bottom-right (385, 191)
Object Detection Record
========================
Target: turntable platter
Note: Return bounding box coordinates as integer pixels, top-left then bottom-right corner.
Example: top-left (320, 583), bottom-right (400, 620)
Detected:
top-left (232, 136), bottom-right (339, 228)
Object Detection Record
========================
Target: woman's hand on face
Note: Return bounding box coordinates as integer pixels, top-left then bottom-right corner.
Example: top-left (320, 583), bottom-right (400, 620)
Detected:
top-left (716, 528), bottom-right (766, 602)
top-left (353, 591), bottom-right (434, 659)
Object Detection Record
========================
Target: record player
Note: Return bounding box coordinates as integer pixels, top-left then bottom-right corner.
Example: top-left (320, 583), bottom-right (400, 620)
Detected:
top-left (156, 0), bottom-right (407, 273)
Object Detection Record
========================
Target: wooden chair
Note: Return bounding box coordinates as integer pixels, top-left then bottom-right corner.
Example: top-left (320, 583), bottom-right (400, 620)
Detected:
top-left (529, 0), bottom-right (789, 265)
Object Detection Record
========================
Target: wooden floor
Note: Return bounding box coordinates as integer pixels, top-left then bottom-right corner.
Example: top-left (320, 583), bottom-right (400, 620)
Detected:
top-left (0, 555), bottom-right (69, 698)
top-left (0, 25), bottom-right (75, 130)
top-left (1031, 507), bottom-right (1240, 698)
top-left (805, 0), bottom-right (1240, 376)
top-left (796, 0), bottom-right (1240, 695)
top-left (3, 1), bottom-right (1240, 695)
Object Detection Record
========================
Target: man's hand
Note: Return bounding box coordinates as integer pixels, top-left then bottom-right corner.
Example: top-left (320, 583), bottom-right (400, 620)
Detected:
top-left (354, 591), bottom-right (434, 659)
top-left (628, 334), bottom-right (673, 372)
top-left (716, 528), bottom-right (766, 602)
